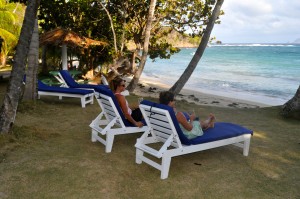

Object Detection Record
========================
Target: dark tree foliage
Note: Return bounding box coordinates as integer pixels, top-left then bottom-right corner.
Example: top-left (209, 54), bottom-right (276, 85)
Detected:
top-left (38, 0), bottom-right (112, 68)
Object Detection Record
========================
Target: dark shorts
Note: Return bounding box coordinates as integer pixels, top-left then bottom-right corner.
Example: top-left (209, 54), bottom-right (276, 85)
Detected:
top-left (131, 108), bottom-right (143, 122)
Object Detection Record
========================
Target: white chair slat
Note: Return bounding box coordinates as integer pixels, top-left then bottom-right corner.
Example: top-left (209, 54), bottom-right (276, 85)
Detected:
top-left (144, 110), bottom-right (166, 118)
top-left (102, 104), bottom-right (117, 115)
top-left (151, 125), bottom-right (173, 137)
top-left (149, 118), bottom-right (171, 130)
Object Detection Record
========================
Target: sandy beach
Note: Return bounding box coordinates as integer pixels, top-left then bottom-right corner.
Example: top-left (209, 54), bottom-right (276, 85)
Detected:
top-left (130, 76), bottom-right (269, 109)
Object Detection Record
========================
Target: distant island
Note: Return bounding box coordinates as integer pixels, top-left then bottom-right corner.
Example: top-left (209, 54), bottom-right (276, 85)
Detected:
top-left (293, 38), bottom-right (300, 43)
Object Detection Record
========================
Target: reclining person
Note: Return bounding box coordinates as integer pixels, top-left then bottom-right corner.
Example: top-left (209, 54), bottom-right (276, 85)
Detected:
top-left (159, 91), bottom-right (215, 139)
top-left (112, 77), bottom-right (144, 128)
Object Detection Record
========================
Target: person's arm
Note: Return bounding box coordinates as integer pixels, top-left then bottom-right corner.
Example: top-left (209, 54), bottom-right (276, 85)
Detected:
top-left (115, 95), bottom-right (143, 127)
top-left (176, 112), bottom-right (195, 131)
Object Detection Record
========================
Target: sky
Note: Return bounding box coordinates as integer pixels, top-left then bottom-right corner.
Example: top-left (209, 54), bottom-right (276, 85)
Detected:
top-left (211, 0), bottom-right (300, 43)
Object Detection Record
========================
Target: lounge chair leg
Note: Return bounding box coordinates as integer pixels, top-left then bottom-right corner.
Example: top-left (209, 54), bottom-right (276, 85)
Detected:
top-left (91, 130), bottom-right (97, 142)
top-left (161, 156), bottom-right (172, 180)
top-left (91, 96), bottom-right (94, 104)
top-left (243, 137), bottom-right (251, 156)
top-left (105, 134), bottom-right (115, 153)
top-left (81, 98), bottom-right (86, 108)
top-left (136, 149), bottom-right (144, 164)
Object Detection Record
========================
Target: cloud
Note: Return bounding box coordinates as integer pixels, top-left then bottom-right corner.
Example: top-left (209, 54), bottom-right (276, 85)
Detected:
top-left (227, 1), bottom-right (272, 16)
top-left (211, 0), bottom-right (300, 43)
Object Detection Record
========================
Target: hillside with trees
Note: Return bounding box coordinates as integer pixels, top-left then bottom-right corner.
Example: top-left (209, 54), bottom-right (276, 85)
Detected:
top-left (127, 30), bottom-right (201, 49)
top-left (162, 30), bottom-right (201, 48)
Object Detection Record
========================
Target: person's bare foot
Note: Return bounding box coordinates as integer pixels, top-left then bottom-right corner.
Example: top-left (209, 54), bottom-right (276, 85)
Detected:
top-left (202, 114), bottom-right (216, 130)
top-left (207, 113), bottom-right (216, 128)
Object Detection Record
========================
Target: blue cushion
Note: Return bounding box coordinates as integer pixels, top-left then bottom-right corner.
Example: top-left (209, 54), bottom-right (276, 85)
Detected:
top-left (140, 100), bottom-right (253, 145)
top-left (190, 122), bottom-right (253, 145)
top-left (60, 70), bottom-right (110, 89)
top-left (38, 80), bottom-right (94, 95)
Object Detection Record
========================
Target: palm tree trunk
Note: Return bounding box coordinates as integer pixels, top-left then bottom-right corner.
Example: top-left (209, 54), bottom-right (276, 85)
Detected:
top-left (281, 85), bottom-right (300, 119)
top-left (23, 18), bottom-right (39, 100)
top-left (0, 36), bottom-right (3, 51)
top-left (169, 0), bottom-right (224, 95)
top-left (127, 0), bottom-right (157, 92)
top-left (0, 0), bottom-right (40, 134)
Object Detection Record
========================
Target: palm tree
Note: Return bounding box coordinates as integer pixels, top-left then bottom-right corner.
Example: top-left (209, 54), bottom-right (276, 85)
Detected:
top-left (169, 0), bottom-right (224, 95)
top-left (0, 0), bottom-right (40, 134)
top-left (127, 0), bottom-right (157, 91)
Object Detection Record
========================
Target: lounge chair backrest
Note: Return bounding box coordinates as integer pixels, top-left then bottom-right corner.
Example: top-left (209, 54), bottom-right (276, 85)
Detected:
top-left (60, 70), bottom-right (111, 90)
top-left (94, 86), bottom-right (133, 127)
top-left (101, 75), bottom-right (109, 85)
top-left (59, 70), bottom-right (80, 88)
top-left (140, 100), bottom-right (192, 147)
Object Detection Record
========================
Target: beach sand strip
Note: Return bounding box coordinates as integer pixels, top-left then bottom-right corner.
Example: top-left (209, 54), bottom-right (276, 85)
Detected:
top-left (129, 76), bottom-right (269, 109)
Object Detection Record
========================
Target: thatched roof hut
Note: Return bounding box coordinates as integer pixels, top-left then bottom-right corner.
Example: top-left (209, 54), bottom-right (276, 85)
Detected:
top-left (40, 27), bottom-right (108, 48)
top-left (40, 28), bottom-right (108, 70)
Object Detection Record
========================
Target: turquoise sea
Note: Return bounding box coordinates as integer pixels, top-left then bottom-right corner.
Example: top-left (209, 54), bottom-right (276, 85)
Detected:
top-left (143, 44), bottom-right (300, 106)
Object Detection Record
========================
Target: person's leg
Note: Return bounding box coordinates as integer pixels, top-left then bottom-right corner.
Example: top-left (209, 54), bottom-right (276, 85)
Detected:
top-left (201, 114), bottom-right (216, 130)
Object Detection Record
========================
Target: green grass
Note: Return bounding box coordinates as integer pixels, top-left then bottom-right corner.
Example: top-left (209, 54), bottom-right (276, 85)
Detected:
top-left (0, 81), bottom-right (299, 198)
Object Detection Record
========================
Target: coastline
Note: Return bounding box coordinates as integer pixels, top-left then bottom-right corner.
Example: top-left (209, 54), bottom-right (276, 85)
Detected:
top-left (129, 76), bottom-right (270, 109)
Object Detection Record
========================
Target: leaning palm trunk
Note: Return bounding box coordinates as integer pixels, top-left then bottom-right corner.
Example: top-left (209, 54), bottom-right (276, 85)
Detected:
top-left (0, 36), bottom-right (3, 51)
top-left (169, 0), bottom-right (224, 95)
top-left (23, 18), bottom-right (39, 100)
top-left (281, 85), bottom-right (300, 119)
top-left (0, 0), bottom-right (40, 134)
top-left (127, 0), bottom-right (157, 92)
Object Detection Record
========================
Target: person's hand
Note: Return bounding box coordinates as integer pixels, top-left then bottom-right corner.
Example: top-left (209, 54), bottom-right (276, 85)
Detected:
top-left (135, 121), bottom-right (144, 128)
top-left (130, 104), bottom-right (139, 109)
top-left (190, 113), bottom-right (196, 121)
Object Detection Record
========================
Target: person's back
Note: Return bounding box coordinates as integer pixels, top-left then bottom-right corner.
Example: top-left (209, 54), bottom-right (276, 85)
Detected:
top-left (159, 91), bottom-right (215, 139)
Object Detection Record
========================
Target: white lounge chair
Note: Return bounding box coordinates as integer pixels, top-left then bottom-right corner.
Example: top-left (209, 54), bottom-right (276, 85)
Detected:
top-left (38, 80), bottom-right (94, 108)
top-left (135, 100), bottom-right (253, 179)
top-left (59, 70), bottom-right (130, 96)
top-left (89, 86), bottom-right (148, 153)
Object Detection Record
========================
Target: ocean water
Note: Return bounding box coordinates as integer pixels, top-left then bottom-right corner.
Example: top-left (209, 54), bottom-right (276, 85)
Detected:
top-left (142, 44), bottom-right (300, 106)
